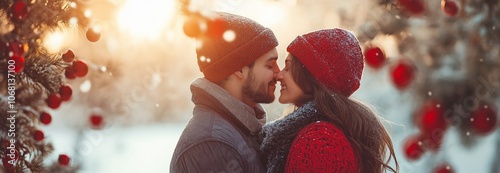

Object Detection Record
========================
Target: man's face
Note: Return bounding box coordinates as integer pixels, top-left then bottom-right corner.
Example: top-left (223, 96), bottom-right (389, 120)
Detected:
top-left (242, 48), bottom-right (279, 104)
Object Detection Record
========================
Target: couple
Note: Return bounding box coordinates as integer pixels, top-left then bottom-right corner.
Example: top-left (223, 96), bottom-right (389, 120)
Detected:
top-left (171, 12), bottom-right (398, 173)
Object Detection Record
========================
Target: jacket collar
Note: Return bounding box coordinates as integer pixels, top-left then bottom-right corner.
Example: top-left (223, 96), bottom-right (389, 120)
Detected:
top-left (190, 78), bottom-right (266, 134)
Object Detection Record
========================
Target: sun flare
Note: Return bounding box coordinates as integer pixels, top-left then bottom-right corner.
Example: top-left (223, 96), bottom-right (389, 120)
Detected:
top-left (44, 30), bottom-right (66, 54)
top-left (117, 0), bottom-right (176, 39)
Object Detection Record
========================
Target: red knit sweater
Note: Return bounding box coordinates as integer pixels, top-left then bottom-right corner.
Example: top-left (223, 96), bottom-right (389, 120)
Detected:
top-left (285, 121), bottom-right (358, 173)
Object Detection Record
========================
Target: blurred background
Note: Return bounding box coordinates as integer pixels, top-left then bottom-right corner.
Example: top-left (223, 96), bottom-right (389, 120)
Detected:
top-left (1, 0), bottom-right (499, 172)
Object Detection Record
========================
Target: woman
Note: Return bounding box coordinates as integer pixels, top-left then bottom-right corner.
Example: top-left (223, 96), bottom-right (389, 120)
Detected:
top-left (260, 28), bottom-right (399, 173)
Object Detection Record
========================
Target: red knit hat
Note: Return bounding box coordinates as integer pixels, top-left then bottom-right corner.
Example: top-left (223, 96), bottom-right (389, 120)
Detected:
top-left (195, 12), bottom-right (278, 82)
top-left (287, 28), bottom-right (364, 97)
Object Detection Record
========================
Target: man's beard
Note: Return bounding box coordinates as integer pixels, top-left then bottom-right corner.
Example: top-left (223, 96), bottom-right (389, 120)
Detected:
top-left (242, 72), bottom-right (275, 104)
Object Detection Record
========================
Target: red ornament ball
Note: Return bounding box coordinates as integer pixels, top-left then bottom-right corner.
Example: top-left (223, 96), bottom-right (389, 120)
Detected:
top-left (8, 55), bottom-right (25, 73)
top-left (2, 157), bottom-right (14, 169)
top-left (364, 46), bottom-right (386, 69)
top-left (390, 59), bottom-right (416, 90)
top-left (183, 16), bottom-right (203, 38)
top-left (398, 0), bottom-right (425, 15)
top-left (470, 103), bottom-right (497, 135)
top-left (10, 1), bottom-right (28, 20)
top-left (72, 60), bottom-right (88, 77)
top-left (59, 85), bottom-right (73, 101)
top-left (46, 94), bottom-right (62, 109)
top-left (90, 114), bottom-right (103, 128)
top-left (207, 18), bottom-right (227, 38)
top-left (433, 163), bottom-right (454, 173)
top-left (7, 40), bottom-right (27, 56)
top-left (441, 0), bottom-right (459, 17)
top-left (40, 112), bottom-right (52, 125)
top-left (403, 134), bottom-right (425, 161)
top-left (65, 67), bottom-right (76, 79)
top-left (33, 130), bottom-right (44, 141)
top-left (416, 100), bottom-right (448, 151)
top-left (58, 154), bottom-right (70, 166)
top-left (2, 148), bottom-right (19, 168)
top-left (62, 49), bottom-right (75, 62)
top-left (86, 27), bottom-right (101, 42)
top-left (418, 100), bottom-right (447, 133)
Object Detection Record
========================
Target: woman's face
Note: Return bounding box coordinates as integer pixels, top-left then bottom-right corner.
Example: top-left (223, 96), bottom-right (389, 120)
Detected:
top-left (276, 54), bottom-right (305, 105)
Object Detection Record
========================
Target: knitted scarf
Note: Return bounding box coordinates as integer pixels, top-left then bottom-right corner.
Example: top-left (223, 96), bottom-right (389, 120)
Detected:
top-left (260, 102), bottom-right (326, 173)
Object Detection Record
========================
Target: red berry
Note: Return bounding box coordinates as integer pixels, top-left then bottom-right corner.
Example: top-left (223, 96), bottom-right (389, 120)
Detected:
top-left (62, 49), bottom-right (75, 62)
top-left (58, 154), bottom-right (70, 166)
top-left (46, 94), bottom-right (62, 109)
top-left (90, 114), bottom-right (103, 128)
top-left (416, 100), bottom-right (448, 151)
top-left (433, 163), bottom-right (454, 173)
top-left (40, 112), bottom-right (52, 125)
top-left (72, 60), bottom-right (88, 77)
top-left (2, 148), bottom-right (19, 168)
top-left (390, 59), bottom-right (416, 90)
top-left (33, 130), bottom-right (44, 141)
top-left (403, 134), bottom-right (425, 160)
top-left (441, 0), bottom-right (458, 17)
top-left (8, 55), bottom-right (25, 73)
top-left (2, 155), bottom-right (14, 169)
top-left (399, 0), bottom-right (425, 15)
top-left (65, 67), bottom-right (76, 79)
top-left (470, 103), bottom-right (497, 135)
top-left (7, 40), bottom-right (27, 56)
top-left (59, 85), bottom-right (73, 101)
top-left (10, 1), bottom-right (28, 20)
top-left (364, 46), bottom-right (386, 69)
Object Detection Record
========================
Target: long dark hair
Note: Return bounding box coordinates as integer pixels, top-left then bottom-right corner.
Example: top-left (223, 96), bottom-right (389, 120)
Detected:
top-left (289, 54), bottom-right (399, 173)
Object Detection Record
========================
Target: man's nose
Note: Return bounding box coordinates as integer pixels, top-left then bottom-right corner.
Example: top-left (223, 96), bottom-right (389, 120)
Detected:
top-left (272, 64), bottom-right (280, 73)
top-left (275, 70), bottom-right (285, 81)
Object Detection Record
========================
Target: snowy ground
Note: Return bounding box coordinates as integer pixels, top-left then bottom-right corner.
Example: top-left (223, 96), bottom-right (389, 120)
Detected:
top-left (44, 122), bottom-right (184, 173)
top-left (44, 121), bottom-right (498, 173)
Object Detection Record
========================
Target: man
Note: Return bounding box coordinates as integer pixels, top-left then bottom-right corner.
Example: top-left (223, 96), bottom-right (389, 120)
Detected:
top-left (170, 12), bottom-right (279, 172)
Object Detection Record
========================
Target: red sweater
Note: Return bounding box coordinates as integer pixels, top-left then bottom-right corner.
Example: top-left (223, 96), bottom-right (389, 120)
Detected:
top-left (285, 121), bottom-right (358, 173)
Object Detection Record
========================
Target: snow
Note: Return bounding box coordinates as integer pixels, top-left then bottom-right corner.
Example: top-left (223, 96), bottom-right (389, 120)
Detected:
top-left (47, 123), bottom-right (184, 173)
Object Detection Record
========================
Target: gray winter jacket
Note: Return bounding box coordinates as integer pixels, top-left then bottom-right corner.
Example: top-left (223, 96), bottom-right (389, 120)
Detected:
top-left (170, 78), bottom-right (267, 173)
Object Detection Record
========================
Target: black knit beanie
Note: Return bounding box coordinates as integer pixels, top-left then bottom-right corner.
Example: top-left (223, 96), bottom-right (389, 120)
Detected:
top-left (194, 12), bottom-right (278, 82)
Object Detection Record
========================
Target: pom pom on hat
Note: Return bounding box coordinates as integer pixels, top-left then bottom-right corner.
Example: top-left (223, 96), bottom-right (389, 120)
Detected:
top-left (287, 28), bottom-right (364, 97)
top-left (191, 12), bottom-right (279, 82)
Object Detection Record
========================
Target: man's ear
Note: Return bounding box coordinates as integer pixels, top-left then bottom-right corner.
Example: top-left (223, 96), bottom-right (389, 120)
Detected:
top-left (234, 69), bottom-right (245, 79)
